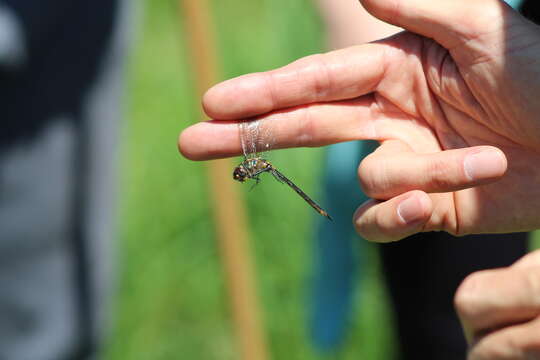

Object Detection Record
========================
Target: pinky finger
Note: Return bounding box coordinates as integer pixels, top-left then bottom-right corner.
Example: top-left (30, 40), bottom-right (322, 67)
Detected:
top-left (353, 190), bottom-right (433, 242)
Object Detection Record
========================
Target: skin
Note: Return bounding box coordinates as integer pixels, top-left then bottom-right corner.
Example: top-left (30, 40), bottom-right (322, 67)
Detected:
top-left (455, 249), bottom-right (540, 360)
top-left (180, 0), bottom-right (540, 242)
top-left (315, 0), bottom-right (400, 48)
top-left (179, 1), bottom-right (540, 356)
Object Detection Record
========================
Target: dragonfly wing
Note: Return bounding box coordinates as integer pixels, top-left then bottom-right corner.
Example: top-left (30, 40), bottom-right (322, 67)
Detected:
top-left (256, 119), bottom-right (275, 155)
top-left (239, 119), bottom-right (275, 159)
top-left (239, 121), bottom-right (255, 159)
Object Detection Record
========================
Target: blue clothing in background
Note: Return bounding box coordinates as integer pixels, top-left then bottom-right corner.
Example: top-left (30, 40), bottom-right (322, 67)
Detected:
top-left (310, 140), bottom-right (376, 349)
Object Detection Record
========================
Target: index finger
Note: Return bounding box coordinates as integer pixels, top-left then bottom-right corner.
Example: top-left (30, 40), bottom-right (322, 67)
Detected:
top-left (202, 43), bottom-right (388, 120)
top-left (179, 96), bottom-right (379, 160)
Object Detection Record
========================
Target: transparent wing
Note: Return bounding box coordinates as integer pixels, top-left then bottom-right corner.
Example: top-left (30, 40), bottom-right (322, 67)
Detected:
top-left (239, 119), bottom-right (274, 159)
top-left (239, 121), bottom-right (256, 159)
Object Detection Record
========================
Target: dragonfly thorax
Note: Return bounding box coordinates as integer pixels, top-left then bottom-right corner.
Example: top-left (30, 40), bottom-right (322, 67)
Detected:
top-left (234, 120), bottom-right (332, 220)
top-left (232, 158), bottom-right (272, 182)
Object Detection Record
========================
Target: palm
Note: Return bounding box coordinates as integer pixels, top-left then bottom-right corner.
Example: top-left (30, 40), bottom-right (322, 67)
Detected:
top-left (356, 31), bottom-right (540, 235)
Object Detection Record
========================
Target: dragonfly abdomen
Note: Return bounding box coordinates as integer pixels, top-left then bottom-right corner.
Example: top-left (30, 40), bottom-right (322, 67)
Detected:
top-left (233, 157), bottom-right (332, 221)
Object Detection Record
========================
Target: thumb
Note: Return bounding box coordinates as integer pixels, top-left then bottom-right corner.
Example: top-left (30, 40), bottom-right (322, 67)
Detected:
top-left (359, 0), bottom-right (513, 50)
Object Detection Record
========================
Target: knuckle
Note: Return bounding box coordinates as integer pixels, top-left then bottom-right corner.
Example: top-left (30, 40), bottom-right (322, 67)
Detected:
top-left (514, 320), bottom-right (540, 358)
top-left (309, 54), bottom-right (332, 100)
top-left (454, 271), bottom-right (489, 318)
top-left (522, 270), bottom-right (540, 305)
top-left (469, 335), bottom-right (522, 360)
top-left (296, 105), bottom-right (316, 147)
top-left (426, 156), bottom-right (458, 189)
top-left (291, 53), bottom-right (331, 101)
top-left (358, 154), bottom-right (386, 198)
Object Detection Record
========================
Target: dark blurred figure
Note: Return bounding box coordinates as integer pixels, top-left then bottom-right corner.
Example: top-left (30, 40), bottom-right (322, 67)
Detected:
top-left (0, 1), bottom-right (131, 359)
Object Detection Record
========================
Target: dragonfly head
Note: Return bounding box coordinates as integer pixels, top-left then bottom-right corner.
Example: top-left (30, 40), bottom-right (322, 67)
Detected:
top-left (233, 164), bottom-right (249, 182)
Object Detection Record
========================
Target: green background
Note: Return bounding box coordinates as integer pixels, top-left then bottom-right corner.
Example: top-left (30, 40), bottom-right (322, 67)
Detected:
top-left (104, 1), bottom-right (540, 359)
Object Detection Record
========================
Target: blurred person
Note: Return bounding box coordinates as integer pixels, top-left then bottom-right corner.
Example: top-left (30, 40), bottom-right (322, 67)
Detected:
top-left (179, 0), bottom-right (540, 359)
top-left (310, 1), bottom-right (529, 359)
top-left (0, 1), bottom-right (132, 359)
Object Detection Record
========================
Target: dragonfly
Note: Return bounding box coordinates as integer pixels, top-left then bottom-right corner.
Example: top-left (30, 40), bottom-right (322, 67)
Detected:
top-left (232, 119), bottom-right (332, 221)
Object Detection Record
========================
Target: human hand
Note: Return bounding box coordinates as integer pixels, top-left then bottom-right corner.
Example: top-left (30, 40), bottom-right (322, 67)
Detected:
top-left (179, 0), bottom-right (540, 241)
top-left (455, 249), bottom-right (540, 359)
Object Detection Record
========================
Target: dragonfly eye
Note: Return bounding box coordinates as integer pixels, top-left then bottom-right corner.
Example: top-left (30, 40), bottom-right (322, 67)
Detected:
top-left (232, 166), bottom-right (247, 182)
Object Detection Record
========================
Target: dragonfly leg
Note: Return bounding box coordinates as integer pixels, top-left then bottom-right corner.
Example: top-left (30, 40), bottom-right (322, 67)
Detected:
top-left (249, 176), bottom-right (261, 191)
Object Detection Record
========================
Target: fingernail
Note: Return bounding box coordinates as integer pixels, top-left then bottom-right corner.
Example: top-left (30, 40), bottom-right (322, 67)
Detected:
top-left (397, 196), bottom-right (424, 224)
top-left (464, 149), bottom-right (506, 181)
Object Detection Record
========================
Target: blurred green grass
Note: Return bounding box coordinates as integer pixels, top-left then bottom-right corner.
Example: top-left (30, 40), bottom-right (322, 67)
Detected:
top-left (105, 1), bottom-right (394, 359)
top-left (104, 1), bottom-right (540, 359)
